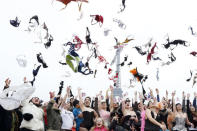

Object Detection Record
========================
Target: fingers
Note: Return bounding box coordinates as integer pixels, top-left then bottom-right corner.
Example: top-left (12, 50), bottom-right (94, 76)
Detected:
top-left (24, 77), bottom-right (27, 83)
top-left (5, 78), bottom-right (11, 86)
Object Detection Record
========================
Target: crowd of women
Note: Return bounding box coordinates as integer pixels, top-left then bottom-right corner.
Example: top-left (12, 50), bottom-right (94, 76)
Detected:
top-left (0, 78), bottom-right (197, 131)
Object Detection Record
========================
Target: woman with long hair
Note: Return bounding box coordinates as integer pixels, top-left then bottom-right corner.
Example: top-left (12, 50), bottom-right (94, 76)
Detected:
top-left (78, 88), bottom-right (98, 131)
top-left (121, 98), bottom-right (138, 130)
top-left (172, 91), bottom-right (194, 131)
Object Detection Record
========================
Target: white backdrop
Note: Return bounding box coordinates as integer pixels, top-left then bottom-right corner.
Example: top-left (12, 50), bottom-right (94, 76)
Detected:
top-left (0, 0), bottom-right (197, 102)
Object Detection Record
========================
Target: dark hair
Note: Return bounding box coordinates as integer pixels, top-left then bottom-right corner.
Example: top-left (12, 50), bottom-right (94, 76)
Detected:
top-left (29, 15), bottom-right (39, 24)
top-left (175, 103), bottom-right (182, 111)
top-left (73, 99), bottom-right (79, 107)
top-left (29, 97), bottom-right (42, 107)
top-left (125, 99), bottom-right (130, 103)
top-left (101, 101), bottom-right (106, 104)
top-left (175, 103), bottom-right (181, 106)
top-left (85, 96), bottom-right (91, 102)
top-left (147, 101), bottom-right (152, 108)
top-left (29, 97), bottom-right (39, 103)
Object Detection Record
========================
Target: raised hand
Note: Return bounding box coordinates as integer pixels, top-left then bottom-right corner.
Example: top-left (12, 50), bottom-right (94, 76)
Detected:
top-left (166, 90), bottom-right (168, 96)
top-left (172, 91), bottom-right (176, 97)
top-left (110, 85), bottom-right (113, 91)
top-left (182, 91), bottom-right (186, 99)
top-left (138, 92), bottom-right (143, 100)
top-left (66, 86), bottom-right (71, 93)
top-left (5, 78), bottom-right (11, 87)
top-left (187, 93), bottom-right (190, 99)
top-left (194, 92), bottom-right (197, 98)
top-left (156, 88), bottom-right (159, 94)
top-left (96, 91), bottom-right (102, 97)
top-left (149, 87), bottom-right (153, 94)
top-left (160, 124), bottom-right (166, 130)
top-left (23, 77), bottom-right (28, 83)
top-left (77, 87), bottom-right (82, 91)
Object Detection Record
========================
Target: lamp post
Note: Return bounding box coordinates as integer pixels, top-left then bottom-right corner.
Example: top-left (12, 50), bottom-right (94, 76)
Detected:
top-left (113, 43), bottom-right (123, 98)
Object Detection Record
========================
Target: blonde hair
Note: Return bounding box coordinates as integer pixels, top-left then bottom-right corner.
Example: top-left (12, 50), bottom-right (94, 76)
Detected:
top-left (90, 117), bottom-right (108, 131)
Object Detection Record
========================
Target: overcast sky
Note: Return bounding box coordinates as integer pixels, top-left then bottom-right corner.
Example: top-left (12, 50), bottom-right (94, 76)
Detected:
top-left (1, 0), bottom-right (197, 102)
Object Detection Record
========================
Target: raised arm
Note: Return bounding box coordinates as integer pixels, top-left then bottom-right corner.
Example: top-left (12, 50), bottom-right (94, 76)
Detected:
top-left (187, 93), bottom-right (191, 112)
top-left (139, 92), bottom-right (144, 111)
top-left (109, 85), bottom-right (114, 112)
top-left (186, 93), bottom-right (193, 122)
top-left (134, 91), bottom-right (137, 102)
top-left (94, 97), bottom-right (99, 116)
top-left (193, 92), bottom-right (197, 110)
top-left (60, 86), bottom-right (70, 108)
top-left (105, 87), bottom-right (109, 99)
top-left (133, 91), bottom-right (138, 112)
top-left (97, 91), bottom-right (102, 111)
top-left (47, 92), bottom-right (55, 111)
top-left (122, 99), bottom-right (126, 115)
top-left (106, 88), bottom-right (110, 111)
top-left (3, 78), bottom-right (11, 90)
top-left (149, 87), bottom-right (154, 99)
top-left (78, 87), bottom-right (85, 111)
top-left (182, 91), bottom-right (186, 112)
top-left (172, 91), bottom-right (176, 113)
top-left (165, 90), bottom-right (169, 102)
top-left (156, 88), bottom-right (160, 102)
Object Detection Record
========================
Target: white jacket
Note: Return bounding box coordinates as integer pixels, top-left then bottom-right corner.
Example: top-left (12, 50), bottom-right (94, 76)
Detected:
top-left (20, 99), bottom-right (44, 131)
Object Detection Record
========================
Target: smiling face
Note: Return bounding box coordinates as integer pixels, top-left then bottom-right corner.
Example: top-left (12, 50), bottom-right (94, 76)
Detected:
top-left (96, 117), bottom-right (103, 128)
top-left (125, 101), bottom-right (130, 109)
top-left (113, 102), bottom-right (119, 108)
top-left (148, 101), bottom-right (153, 108)
top-left (84, 97), bottom-right (91, 107)
top-left (31, 97), bottom-right (40, 105)
top-left (138, 103), bottom-right (142, 110)
top-left (161, 99), bottom-right (167, 108)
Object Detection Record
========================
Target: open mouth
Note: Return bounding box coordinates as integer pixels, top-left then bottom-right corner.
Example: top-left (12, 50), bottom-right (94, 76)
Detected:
top-left (97, 124), bottom-right (102, 127)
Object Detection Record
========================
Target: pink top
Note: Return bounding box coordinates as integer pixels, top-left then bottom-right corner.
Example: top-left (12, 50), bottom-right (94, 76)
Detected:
top-left (141, 110), bottom-right (146, 131)
top-left (99, 109), bottom-right (110, 126)
top-left (94, 126), bottom-right (108, 131)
